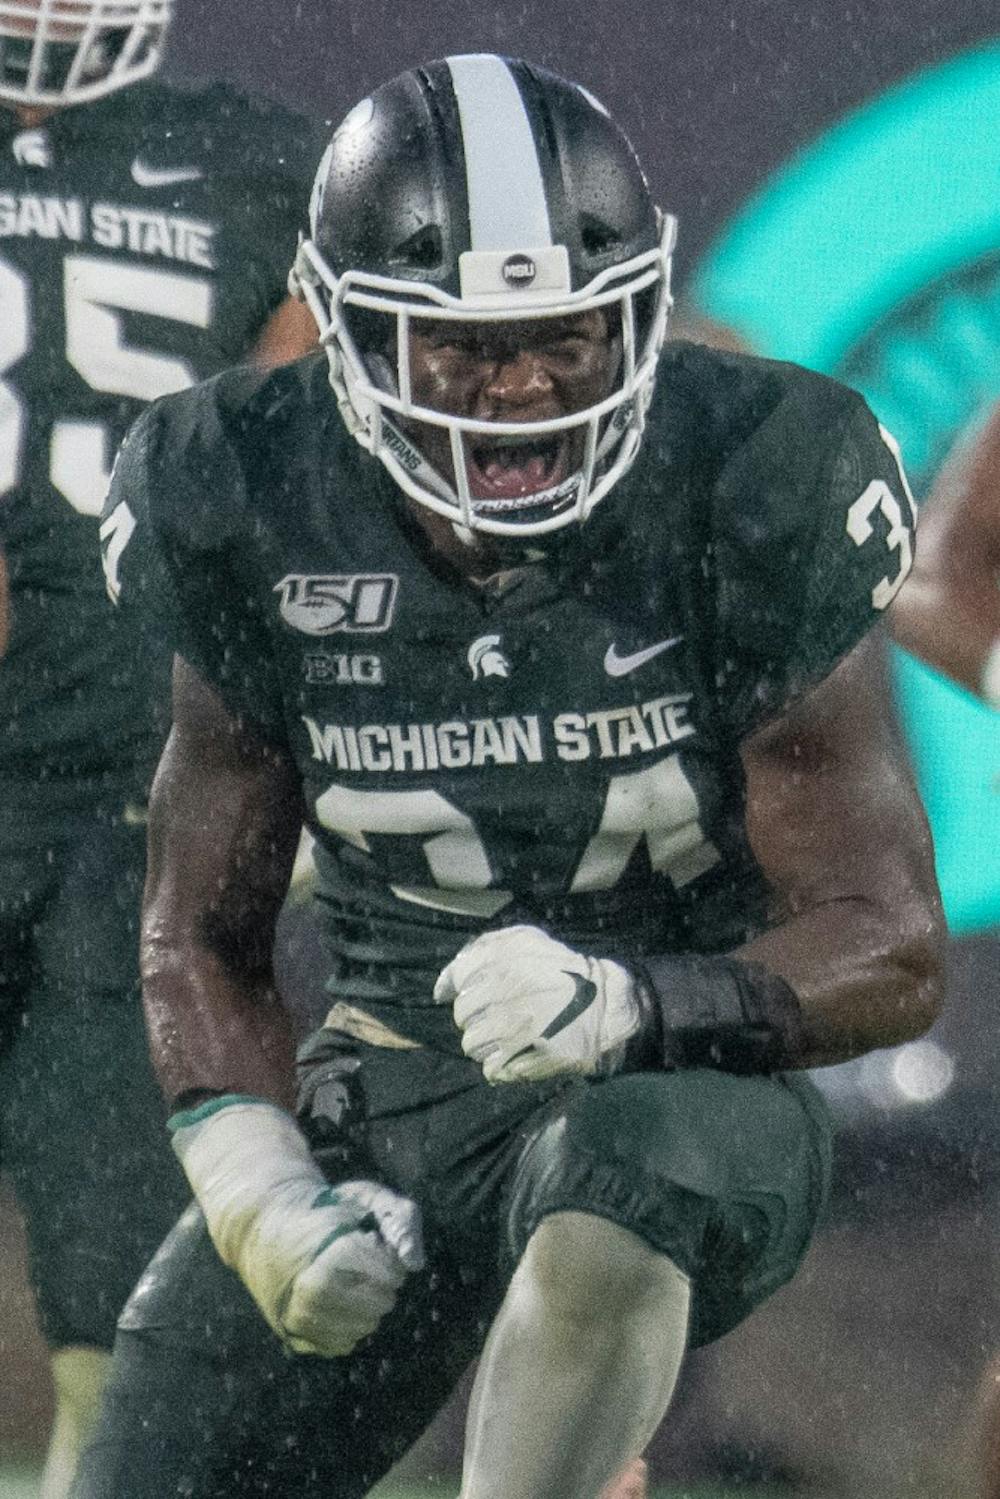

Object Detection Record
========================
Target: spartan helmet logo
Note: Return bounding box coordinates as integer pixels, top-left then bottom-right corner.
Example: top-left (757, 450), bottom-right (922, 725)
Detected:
top-left (11, 129), bottom-right (51, 167)
top-left (468, 634), bottom-right (511, 680)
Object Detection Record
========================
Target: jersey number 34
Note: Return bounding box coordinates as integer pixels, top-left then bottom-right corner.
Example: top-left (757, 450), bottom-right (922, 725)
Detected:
top-left (0, 253), bottom-right (212, 514)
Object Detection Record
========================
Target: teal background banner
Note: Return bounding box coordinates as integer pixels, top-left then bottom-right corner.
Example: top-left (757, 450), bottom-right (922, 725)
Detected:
top-left (692, 41), bottom-right (1000, 932)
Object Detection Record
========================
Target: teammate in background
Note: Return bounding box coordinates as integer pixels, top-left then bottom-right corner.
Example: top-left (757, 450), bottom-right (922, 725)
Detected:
top-left (75, 55), bottom-right (943, 1499)
top-left (890, 398), bottom-right (1000, 709)
top-left (0, 4), bottom-right (324, 1494)
top-left (0, 544), bottom-right (8, 657)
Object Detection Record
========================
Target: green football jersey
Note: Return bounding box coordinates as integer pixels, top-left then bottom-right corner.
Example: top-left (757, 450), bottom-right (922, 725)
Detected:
top-left (108, 341), bottom-right (917, 1044)
top-left (0, 79), bottom-right (326, 777)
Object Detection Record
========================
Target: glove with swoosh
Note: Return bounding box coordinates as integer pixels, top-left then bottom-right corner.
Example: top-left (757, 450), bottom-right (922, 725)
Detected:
top-left (170, 1096), bottom-right (424, 1356)
top-left (434, 925), bottom-right (641, 1084)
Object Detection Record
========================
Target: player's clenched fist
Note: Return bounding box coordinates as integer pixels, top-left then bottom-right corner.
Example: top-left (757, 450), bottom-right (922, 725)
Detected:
top-left (170, 1097), bottom-right (423, 1356)
top-left (434, 924), bottom-right (641, 1083)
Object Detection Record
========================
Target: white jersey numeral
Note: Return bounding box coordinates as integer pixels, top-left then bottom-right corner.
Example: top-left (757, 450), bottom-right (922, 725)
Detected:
top-left (1, 251), bottom-right (214, 515)
top-left (314, 781), bottom-right (512, 918)
top-left (64, 257), bottom-right (212, 403)
top-left (314, 755), bottom-right (716, 916)
top-left (570, 756), bottom-right (719, 892)
top-left (99, 498), bottom-right (137, 603)
top-left (0, 258), bottom-right (31, 497)
top-left (846, 479), bottom-right (913, 610)
top-left (845, 427), bottom-right (917, 612)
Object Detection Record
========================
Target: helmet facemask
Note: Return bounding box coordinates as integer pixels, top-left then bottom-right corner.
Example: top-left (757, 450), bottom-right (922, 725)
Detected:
top-left (293, 217), bottom-right (675, 540)
top-left (0, 0), bottom-right (171, 108)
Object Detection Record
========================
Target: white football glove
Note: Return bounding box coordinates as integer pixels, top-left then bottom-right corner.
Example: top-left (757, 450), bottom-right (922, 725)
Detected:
top-left (434, 925), bottom-right (641, 1084)
top-left (170, 1097), bottom-right (423, 1356)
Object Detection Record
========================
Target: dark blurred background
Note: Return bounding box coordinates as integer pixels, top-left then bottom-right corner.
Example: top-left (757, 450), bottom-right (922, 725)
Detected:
top-left (3, 3), bottom-right (999, 1494)
top-left (161, 0), bottom-right (1000, 291)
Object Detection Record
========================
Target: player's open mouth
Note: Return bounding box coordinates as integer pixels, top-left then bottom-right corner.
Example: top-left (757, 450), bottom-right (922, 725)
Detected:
top-left (467, 434), bottom-right (569, 502)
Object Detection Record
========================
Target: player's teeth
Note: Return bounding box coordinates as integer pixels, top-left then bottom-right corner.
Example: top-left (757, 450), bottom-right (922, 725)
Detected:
top-left (480, 444), bottom-right (553, 479)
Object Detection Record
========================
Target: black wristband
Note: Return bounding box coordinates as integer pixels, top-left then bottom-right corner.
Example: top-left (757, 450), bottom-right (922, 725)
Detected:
top-left (622, 953), bottom-right (804, 1075)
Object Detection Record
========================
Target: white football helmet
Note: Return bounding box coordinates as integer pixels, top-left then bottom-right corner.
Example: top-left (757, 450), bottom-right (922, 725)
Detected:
top-left (291, 53), bottom-right (675, 539)
top-left (0, 0), bottom-right (171, 107)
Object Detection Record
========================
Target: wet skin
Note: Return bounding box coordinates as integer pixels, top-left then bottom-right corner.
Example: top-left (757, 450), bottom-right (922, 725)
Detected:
top-left (398, 307), bottom-right (622, 574)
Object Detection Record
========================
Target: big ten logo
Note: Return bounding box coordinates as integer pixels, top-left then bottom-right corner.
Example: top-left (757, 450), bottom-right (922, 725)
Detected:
top-left (304, 652), bottom-right (384, 686)
top-left (275, 573), bottom-right (398, 635)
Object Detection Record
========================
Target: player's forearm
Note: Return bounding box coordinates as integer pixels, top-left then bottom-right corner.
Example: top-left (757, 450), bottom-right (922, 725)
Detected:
top-left (442, 912), bottom-right (944, 1087)
top-left (734, 894), bottom-right (944, 1068)
top-left (140, 671), bottom-right (305, 1111)
top-left (890, 573), bottom-right (1000, 702)
top-left (141, 936), bottom-right (297, 1112)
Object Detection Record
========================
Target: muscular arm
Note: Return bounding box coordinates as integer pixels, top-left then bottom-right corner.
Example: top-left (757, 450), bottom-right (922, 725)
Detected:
top-left (141, 657), bottom-right (305, 1111)
top-left (440, 635), bottom-right (945, 1085)
top-left (143, 662), bottom-right (423, 1353)
top-left (889, 400), bottom-right (1000, 701)
top-left (736, 632), bottom-right (945, 1067)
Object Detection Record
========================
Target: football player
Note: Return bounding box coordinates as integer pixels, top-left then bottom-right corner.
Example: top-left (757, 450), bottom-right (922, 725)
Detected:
top-left (74, 54), bottom-right (944, 1499)
top-left (0, 543), bottom-right (8, 656)
top-left (0, 3), bottom-right (324, 1493)
top-left (890, 397), bottom-right (1000, 709)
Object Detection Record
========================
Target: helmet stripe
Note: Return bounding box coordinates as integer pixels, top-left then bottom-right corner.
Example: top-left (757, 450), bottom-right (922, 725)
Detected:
top-left (446, 53), bottom-right (552, 251)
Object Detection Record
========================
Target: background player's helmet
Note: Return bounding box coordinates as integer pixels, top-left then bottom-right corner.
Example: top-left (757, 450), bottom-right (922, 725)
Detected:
top-left (292, 53), bottom-right (675, 538)
top-left (0, 0), bottom-right (171, 107)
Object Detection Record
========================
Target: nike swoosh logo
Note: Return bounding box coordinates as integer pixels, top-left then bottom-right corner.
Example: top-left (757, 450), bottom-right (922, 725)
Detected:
top-left (542, 972), bottom-right (598, 1038)
top-left (506, 972), bottom-right (599, 1066)
top-left (603, 636), bottom-right (683, 676)
top-left (130, 158), bottom-right (205, 188)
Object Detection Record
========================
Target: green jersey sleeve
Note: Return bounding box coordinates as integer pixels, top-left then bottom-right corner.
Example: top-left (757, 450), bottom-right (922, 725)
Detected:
top-left (711, 371), bottom-right (917, 736)
top-left (100, 386), bottom-right (288, 744)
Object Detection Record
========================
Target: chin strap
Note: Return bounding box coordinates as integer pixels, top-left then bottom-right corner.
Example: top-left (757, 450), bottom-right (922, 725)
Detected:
top-left (356, 403), bottom-right (624, 528)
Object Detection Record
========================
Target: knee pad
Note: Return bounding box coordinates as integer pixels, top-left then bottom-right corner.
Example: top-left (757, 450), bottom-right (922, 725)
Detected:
top-left (506, 1071), bottom-right (829, 1347)
top-left (522, 1210), bottom-right (686, 1322)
